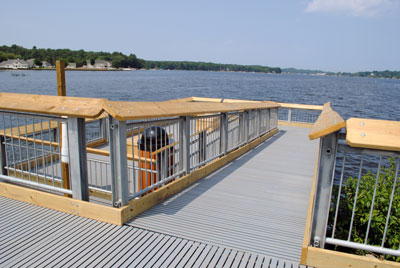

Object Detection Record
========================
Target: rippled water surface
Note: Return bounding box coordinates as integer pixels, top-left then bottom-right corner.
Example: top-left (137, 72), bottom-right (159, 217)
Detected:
top-left (1, 70), bottom-right (399, 120)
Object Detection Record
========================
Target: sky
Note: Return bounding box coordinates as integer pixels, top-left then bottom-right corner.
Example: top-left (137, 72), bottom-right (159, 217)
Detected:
top-left (1, 0), bottom-right (400, 72)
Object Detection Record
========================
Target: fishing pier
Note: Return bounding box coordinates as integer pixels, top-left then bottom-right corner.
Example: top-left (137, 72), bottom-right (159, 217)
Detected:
top-left (0, 91), bottom-right (400, 267)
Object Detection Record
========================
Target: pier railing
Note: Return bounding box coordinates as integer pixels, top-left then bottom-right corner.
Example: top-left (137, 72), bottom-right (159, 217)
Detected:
top-left (104, 100), bottom-right (279, 207)
top-left (278, 103), bottom-right (323, 126)
top-left (0, 93), bottom-right (279, 210)
top-left (303, 103), bottom-right (400, 267)
top-left (0, 93), bottom-right (106, 200)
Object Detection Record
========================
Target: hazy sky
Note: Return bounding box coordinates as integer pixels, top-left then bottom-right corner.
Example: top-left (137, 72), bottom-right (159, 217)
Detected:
top-left (1, 0), bottom-right (399, 72)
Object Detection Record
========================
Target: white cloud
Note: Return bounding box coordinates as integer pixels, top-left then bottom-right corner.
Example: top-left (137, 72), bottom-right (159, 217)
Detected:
top-left (305, 0), bottom-right (400, 17)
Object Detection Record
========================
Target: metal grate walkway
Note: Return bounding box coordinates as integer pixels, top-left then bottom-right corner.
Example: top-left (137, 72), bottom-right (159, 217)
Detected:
top-left (127, 125), bottom-right (319, 263)
top-left (0, 196), bottom-right (308, 267)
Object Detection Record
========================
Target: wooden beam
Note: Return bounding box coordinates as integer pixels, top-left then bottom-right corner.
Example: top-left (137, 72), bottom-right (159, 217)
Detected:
top-left (308, 102), bottom-right (346, 140)
top-left (121, 128), bottom-right (279, 224)
top-left (346, 118), bottom-right (400, 152)
top-left (0, 92), bottom-right (106, 118)
top-left (103, 100), bottom-right (280, 121)
top-left (86, 137), bottom-right (107, 148)
top-left (56, 61), bottom-right (66, 96)
top-left (57, 60), bottom-right (71, 198)
top-left (278, 102), bottom-right (323, 111)
top-left (0, 121), bottom-right (58, 136)
top-left (278, 121), bottom-right (314, 128)
top-left (0, 182), bottom-right (124, 225)
top-left (300, 150), bottom-right (320, 265)
top-left (306, 247), bottom-right (400, 268)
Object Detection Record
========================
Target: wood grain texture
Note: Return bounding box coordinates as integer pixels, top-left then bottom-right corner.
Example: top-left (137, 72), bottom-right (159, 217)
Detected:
top-left (346, 118), bottom-right (400, 151)
top-left (164, 97), bottom-right (323, 111)
top-left (0, 92), bottom-right (106, 118)
top-left (308, 102), bottom-right (345, 140)
top-left (0, 182), bottom-right (124, 225)
top-left (300, 149), bottom-right (320, 264)
top-left (0, 121), bottom-right (58, 136)
top-left (306, 247), bottom-right (400, 268)
top-left (278, 103), bottom-right (323, 110)
top-left (278, 121), bottom-right (314, 128)
top-left (104, 101), bottom-right (280, 121)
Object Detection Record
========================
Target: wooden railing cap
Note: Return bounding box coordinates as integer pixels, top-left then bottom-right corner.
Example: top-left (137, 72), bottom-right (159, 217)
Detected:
top-left (308, 102), bottom-right (346, 140)
top-left (346, 117), bottom-right (400, 151)
top-left (103, 100), bottom-right (280, 121)
top-left (0, 92), bottom-right (106, 118)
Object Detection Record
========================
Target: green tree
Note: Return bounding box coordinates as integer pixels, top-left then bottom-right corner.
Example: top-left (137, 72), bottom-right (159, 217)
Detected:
top-left (34, 58), bottom-right (42, 67)
top-left (330, 158), bottom-right (400, 261)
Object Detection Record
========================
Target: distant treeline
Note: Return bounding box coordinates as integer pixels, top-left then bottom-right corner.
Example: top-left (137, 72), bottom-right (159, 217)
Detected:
top-left (145, 61), bottom-right (281, 73)
top-left (0, 44), bottom-right (145, 68)
top-left (0, 44), bottom-right (280, 73)
top-left (337, 70), bottom-right (400, 79)
top-left (283, 67), bottom-right (400, 79)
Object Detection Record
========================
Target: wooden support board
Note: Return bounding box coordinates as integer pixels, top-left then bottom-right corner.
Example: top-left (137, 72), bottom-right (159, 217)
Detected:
top-left (166, 96), bottom-right (324, 110)
top-left (0, 92), bottom-right (106, 118)
top-left (278, 102), bottom-right (323, 111)
top-left (300, 150), bottom-right (320, 264)
top-left (306, 247), bottom-right (400, 268)
top-left (0, 182), bottom-right (124, 225)
top-left (346, 118), bottom-right (400, 151)
top-left (308, 102), bottom-right (346, 140)
top-left (121, 128), bottom-right (279, 224)
top-left (104, 100), bottom-right (280, 121)
top-left (0, 121), bottom-right (58, 136)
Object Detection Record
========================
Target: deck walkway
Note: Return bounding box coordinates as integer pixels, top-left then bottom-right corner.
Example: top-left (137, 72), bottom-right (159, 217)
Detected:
top-left (0, 125), bottom-right (318, 267)
top-left (0, 196), bottom-right (307, 267)
top-left (128, 125), bottom-right (319, 263)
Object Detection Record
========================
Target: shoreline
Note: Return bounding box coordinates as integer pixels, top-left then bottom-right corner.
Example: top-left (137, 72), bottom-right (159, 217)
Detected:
top-left (0, 68), bottom-right (398, 79)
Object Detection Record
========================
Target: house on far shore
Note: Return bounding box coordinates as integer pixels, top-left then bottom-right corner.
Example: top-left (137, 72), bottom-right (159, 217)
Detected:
top-left (0, 59), bottom-right (31, 69)
top-left (41, 61), bottom-right (53, 68)
top-left (27, 59), bottom-right (35, 66)
top-left (84, 60), bottom-right (112, 69)
top-left (67, 63), bottom-right (77, 69)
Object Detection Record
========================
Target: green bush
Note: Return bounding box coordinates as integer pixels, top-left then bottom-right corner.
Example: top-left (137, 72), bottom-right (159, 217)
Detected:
top-left (329, 158), bottom-right (400, 261)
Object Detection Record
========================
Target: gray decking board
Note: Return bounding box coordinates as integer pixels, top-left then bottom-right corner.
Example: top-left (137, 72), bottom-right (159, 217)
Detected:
top-left (127, 125), bottom-right (319, 263)
top-left (0, 196), bottom-right (305, 267)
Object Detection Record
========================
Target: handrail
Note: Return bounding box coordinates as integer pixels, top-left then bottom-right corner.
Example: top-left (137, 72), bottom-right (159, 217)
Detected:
top-left (103, 100), bottom-right (279, 121)
top-left (346, 118), bottom-right (400, 152)
top-left (308, 102), bottom-right (345, 140)
top-left (278, 102), bottom-right (323, 111)
top-left (0, 92), bottom-right (106, 118)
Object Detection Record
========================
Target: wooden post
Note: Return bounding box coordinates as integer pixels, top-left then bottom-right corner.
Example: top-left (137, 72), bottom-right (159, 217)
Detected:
top-left (56, 61), bottom-right (71, 197)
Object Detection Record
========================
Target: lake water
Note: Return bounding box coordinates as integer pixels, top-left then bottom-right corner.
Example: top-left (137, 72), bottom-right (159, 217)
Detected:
top-left (0, 70), bottom-right (399, 121)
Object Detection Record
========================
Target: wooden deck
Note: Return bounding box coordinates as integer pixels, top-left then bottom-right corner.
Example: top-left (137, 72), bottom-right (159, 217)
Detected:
top-left (128, 125), bottom-right (319, 263)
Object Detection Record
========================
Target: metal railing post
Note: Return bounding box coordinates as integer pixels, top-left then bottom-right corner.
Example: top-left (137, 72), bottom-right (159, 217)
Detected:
top-left (310, 131), bottom-right (339, 248)
top-left (109, 115), bottom-right (129, 207)
top-left (67, 117), bottom-right (89, 201)
top-left (100, 117), bottom-right (108, 141)
top-left (266, 109), bottom-right (271, 132)
top-left (220, 113), bottom-right (228, 154)
top-left (0, 136), bottom-right (6, 175)
top-left (257, 110), bottom-right (262, 137)
top-left (244, 111), bottom-right (249, 143)
top-left (273, 108), bottom-right (278, 128)
top-left (288, 108), bottom-right (292, 123)
top-left (180, 116), bottom-right (190, 174)
top-left (199, 130), bottom-right (206, 163)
